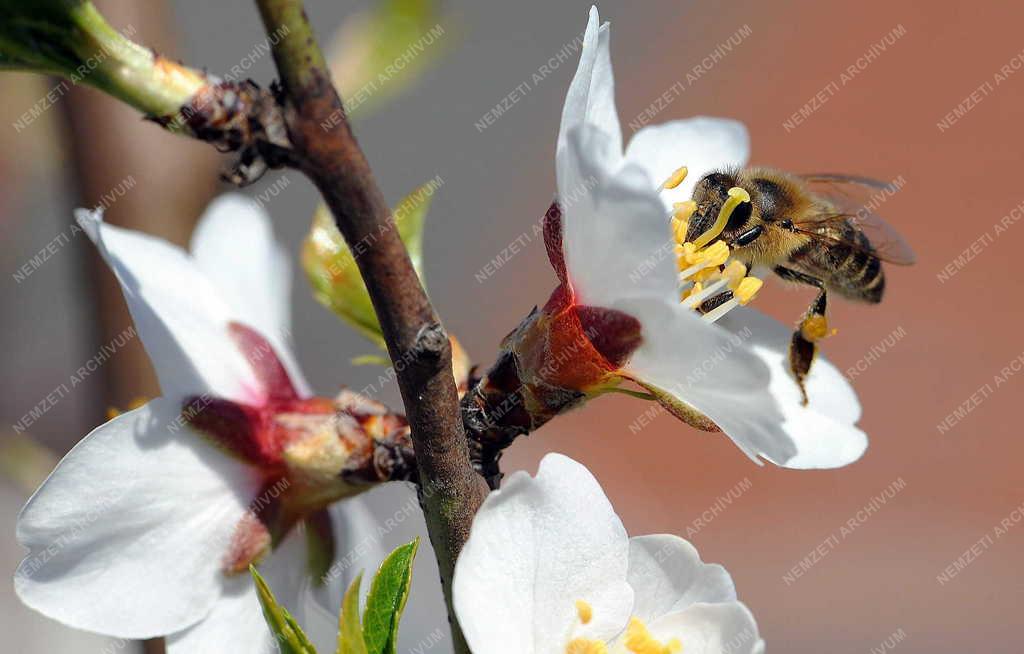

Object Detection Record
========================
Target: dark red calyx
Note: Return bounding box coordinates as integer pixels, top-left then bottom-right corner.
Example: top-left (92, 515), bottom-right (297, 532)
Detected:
top-left (543, 201), bottom-right (567, 284)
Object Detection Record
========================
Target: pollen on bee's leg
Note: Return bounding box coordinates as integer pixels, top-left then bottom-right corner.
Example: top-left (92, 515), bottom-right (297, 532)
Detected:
top-left (800, 314), bottom-right (834, 342)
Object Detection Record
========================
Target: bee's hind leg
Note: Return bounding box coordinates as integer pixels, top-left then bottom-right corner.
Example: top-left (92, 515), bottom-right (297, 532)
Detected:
top-left (774, 267), bottom-right (830, 406)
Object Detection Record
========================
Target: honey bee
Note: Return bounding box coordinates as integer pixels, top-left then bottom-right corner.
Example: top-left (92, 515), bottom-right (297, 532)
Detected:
top-left (685, 167), bottom-right (915, 404)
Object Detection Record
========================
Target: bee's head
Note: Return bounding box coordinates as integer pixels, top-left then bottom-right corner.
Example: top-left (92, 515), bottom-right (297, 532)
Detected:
top-left (685, 170), bottom-right (754, 245)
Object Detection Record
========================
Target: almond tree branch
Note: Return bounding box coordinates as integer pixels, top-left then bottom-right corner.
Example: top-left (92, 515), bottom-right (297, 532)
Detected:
top-left (2, 0), bottom-right (488, 643)
top-left (253, 1), bottom-right (487, 650)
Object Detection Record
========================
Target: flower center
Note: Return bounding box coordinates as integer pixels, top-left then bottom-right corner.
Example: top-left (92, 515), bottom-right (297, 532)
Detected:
top-left (623, 618), bottom-right (683, 654)
top-left (565, 600), bottom-right (683, 654)
top-left (566, 640), bottom-right (609, 654)
top-left (662, 166), bottom-right (763, 323)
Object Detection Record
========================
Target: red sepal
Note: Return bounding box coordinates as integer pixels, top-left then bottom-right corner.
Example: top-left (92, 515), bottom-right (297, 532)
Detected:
top-left (543, 201), bottom-right (567, 285)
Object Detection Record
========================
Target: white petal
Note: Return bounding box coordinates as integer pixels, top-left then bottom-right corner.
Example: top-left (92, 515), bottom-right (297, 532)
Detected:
top-left (627, 602), bottom-right (764, 654)
top-left (618, 295), bottom-right (778, 433)
top-left (167, 525), bottom-right (340, 654)
top-left (15, 399), bottom-right (260, 639)
top-left (557, 6), bottom-right (621, 168)
top-left (717, 309), bottom-right (868, 469)
top-left (560, 126), bottom-right (678, 308)
top-left (720, 309), bottom-right (862, 425)
top-left (190, 195), bottom-right (311, 398)
top-left (453, 453), bottom-right (633, 654)
top-left (76, 209), bottom-right (262, 405)
top-left (627, 535), bottom-right (735, 624)
top-left (623, 117), bottom-right (750, 210)
top-left (165, 576), bottom-right (274, 654)
top-left (622, 297), bottom-right (866, 469)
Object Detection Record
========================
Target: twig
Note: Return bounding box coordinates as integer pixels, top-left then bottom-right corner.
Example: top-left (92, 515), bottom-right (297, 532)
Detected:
top-left (252, 1), bottom-right (487, 650)
top-left (6, 0), bottom-right (490, 643)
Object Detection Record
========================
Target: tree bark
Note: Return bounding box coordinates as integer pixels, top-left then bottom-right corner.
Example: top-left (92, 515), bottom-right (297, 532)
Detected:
top-left (253, 2), bottom-right (487, 650)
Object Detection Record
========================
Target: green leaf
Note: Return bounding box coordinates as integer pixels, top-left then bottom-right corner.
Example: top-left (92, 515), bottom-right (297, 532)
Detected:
top-left (361, 539), bottom-right (420, 654)
top-left (337, 573), bottom-right (369, 654)
top-left (302, 181), bottom-right (439, 351)
top-left (251, 566), bottom-right (319, 654)
top-left (327, 0), bottom-right (456, 118)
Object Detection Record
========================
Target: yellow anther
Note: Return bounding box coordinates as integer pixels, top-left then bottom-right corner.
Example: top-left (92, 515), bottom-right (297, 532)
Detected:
top-left (673, 200), bottom-right (696, 214)
top-left (678, 242), bottom-right (698, 267)
top-left (680, 241), bottom-right (725, 268)
top-left (672, 211), bottom-right (692, 240)
top-left (671, 217), bottom-right (686, 244)
top-left (800, 314), bottom-right (832, 341)
top-left (734, 276), bottom-right (763, 305)
top-left (575, 599), bottom-right (593, 625)
top-left (661, 166), bottom-right (689, 189)
top-left (671, 202), bottom-right (696, 244)
top-left (722, 260), bottom-right (747, 290)
top-left (566, 638), bottom-right (609, 654)
top-left (699, 240), bottom-right (730, 268)
top-left (623, 617), bottom-right (683, 654)
top-left (691, 267), bottom-right (720, 283)
top-left (692, 186), bottom-right (751, 249)
top-left (678, 240), bottom-right (730, 281)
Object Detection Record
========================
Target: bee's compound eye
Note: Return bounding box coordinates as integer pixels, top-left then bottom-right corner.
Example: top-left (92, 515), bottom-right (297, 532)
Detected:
top-left (726, 199), bottom-right (752, 231)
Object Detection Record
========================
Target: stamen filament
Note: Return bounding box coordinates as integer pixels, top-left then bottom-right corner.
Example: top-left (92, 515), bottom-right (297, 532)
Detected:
top-left (701, 297), bottom-right (739, 323)
top-left (683, 277), bottom-right (728, 307)
top-left (680, 240), bottom-right (729, 270)
top-left (663, 166), bottom-right (762, 322)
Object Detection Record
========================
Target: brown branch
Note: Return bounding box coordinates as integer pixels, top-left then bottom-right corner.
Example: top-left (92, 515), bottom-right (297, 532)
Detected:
top-left (253, 1), bottom-right (487, 650)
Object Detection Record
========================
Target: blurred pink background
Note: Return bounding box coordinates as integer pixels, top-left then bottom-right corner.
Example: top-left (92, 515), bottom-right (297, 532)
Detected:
top-left (1, 0), bottom-right (1021, 652)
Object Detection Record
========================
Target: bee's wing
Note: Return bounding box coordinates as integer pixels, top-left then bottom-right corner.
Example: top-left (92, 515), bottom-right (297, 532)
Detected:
top-left (791, 174), bottom-right (917, 265)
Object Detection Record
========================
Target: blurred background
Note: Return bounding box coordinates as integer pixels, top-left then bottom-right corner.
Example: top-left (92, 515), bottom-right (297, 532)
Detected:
top-left (1, 0), bottom-right (1021, 651)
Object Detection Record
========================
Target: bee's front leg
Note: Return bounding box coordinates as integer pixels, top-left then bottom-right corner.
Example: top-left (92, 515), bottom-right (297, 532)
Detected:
top-left (774, 267), bottom-right (829, 406)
